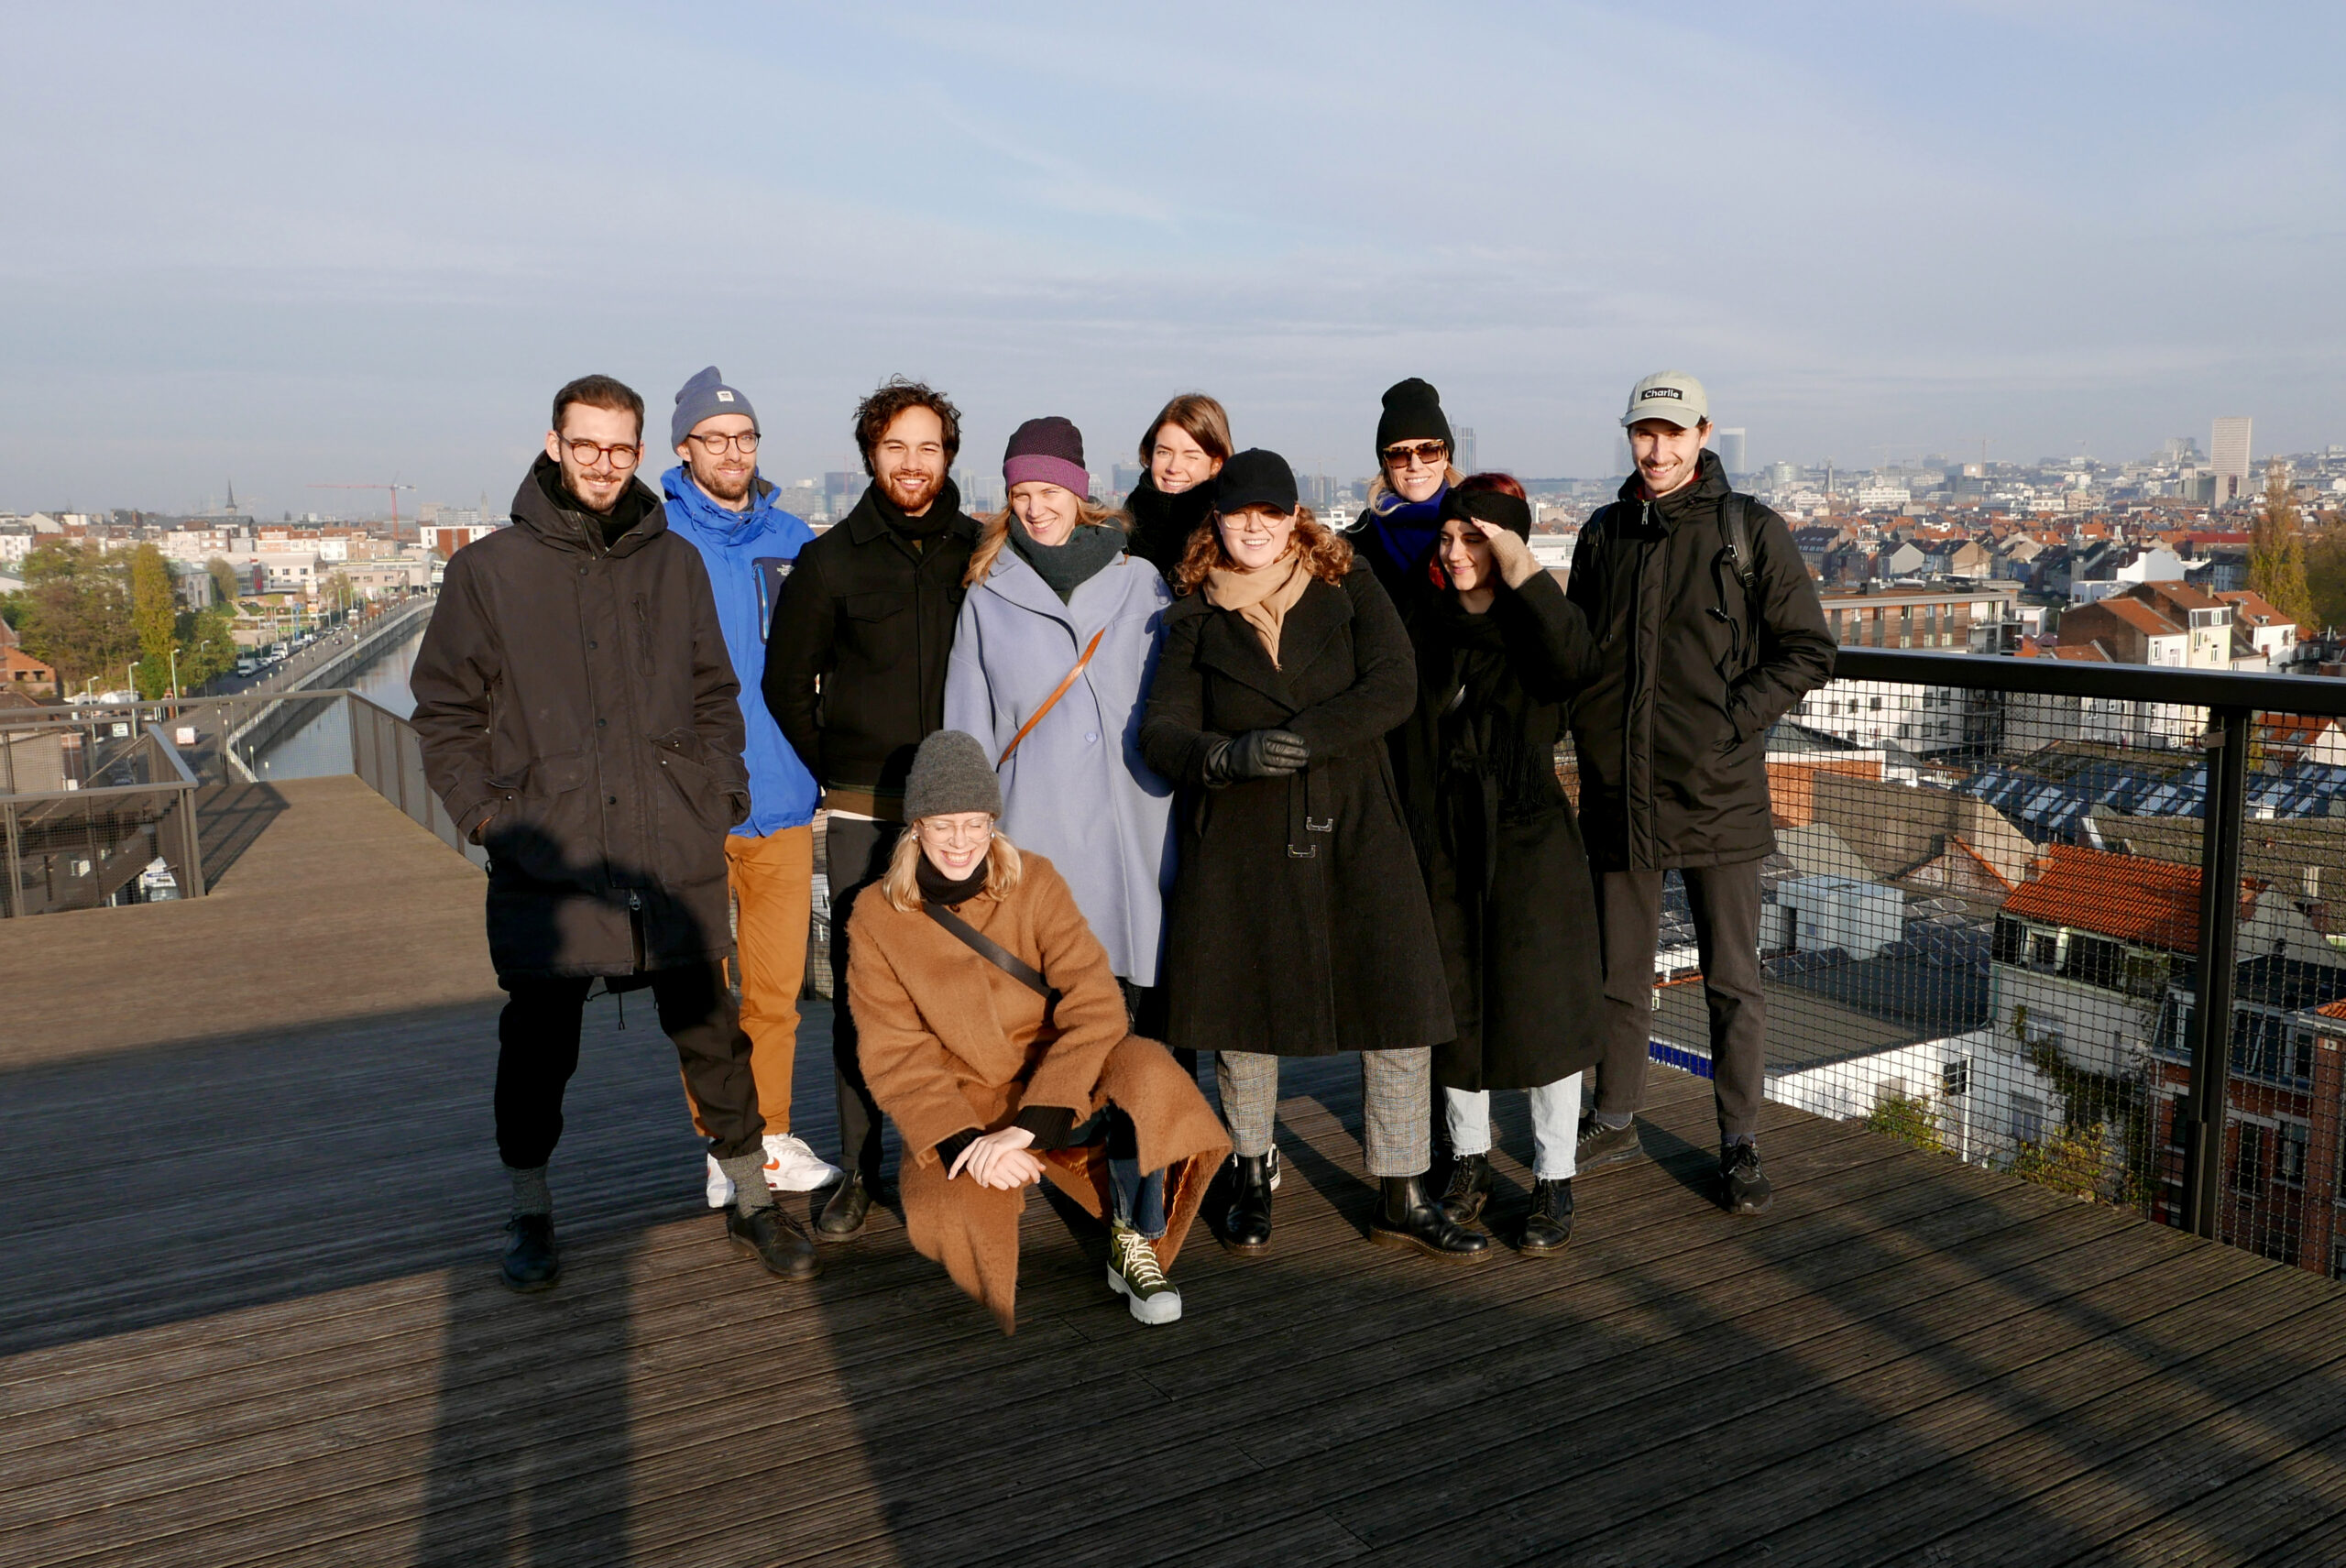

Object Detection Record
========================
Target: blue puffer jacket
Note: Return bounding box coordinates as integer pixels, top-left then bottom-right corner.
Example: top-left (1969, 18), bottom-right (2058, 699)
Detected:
top-left (661, 466), bottom-right (819, 836)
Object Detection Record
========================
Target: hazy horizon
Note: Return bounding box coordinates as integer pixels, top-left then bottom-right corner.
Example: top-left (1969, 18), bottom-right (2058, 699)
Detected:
top-left (5, 2), bottom-right (2341, 516)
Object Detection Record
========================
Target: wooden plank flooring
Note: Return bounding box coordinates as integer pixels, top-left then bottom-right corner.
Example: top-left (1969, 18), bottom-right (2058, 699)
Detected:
top-left (5, 783), bottom-right (2346, 1564)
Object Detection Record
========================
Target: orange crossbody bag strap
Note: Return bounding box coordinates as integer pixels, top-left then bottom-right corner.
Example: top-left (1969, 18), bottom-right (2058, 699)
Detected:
top-left (996, 627), bottom-right (1108, 768)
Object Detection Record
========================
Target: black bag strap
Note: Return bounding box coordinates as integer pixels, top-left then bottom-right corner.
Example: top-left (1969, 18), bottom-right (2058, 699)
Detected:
top-left (1721, 493), bottom-right (1759, 598)
top-left (925, 903), bottom-right (1060, 1014)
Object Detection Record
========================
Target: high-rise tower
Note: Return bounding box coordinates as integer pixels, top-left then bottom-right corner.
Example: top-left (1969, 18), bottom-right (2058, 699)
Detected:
top-left (2211, 417), bottom-right (2253, 500)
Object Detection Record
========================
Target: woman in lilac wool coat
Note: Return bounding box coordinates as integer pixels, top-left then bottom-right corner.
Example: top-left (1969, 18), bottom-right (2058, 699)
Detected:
top-left (943, 416), bottom-right (1179, 1028)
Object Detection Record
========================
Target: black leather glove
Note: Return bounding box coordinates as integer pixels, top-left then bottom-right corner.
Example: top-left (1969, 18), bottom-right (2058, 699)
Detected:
top-left (1204, 728), bottom-right (1310, 786)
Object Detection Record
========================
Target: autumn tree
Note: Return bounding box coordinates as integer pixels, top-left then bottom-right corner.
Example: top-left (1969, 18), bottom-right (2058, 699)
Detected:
top-left (205, 556), bottom-right (240, 606)
top-left (2249, 461), bottom-right (2316, 630)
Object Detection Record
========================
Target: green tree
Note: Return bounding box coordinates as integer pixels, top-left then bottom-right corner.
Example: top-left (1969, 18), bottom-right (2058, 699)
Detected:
top-left (10, 541), bottom-right (136, 691)
top-left (2249, 462), bottom-right (2316, 630)
top-left (1865, 1088), bottom-right (1947, 1154)
top-left (130, 543), bottom-right (181, 697)
top-left (176, 606), bottom-right (239, 690)
top-left (2305, 507), bottom-right (2346, 637)
top-left (205, 555), bottom-right (240, 607)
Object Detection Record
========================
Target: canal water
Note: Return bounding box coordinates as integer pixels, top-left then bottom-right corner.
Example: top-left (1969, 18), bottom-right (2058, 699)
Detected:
top-left (254, 624), bottom-right (427, 780)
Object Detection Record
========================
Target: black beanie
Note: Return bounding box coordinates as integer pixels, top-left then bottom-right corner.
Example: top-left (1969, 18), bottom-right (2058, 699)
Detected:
top-left (1441, 486), bottom-right (1532, 542)
top-left (1376, 378), bottom-right (1453, 455)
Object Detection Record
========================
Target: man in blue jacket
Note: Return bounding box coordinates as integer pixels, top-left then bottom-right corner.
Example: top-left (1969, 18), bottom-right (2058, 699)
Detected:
top-left (663, 366), bottom-right (841, 1206)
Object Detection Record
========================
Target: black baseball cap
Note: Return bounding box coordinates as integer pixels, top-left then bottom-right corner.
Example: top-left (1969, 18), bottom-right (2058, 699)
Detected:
top-left (1213, 448), bottom-right (1299, 514)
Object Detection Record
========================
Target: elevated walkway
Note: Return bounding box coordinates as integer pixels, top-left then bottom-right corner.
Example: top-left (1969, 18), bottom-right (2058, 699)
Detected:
top-left (4, 783), bottom-right (2346, 1563)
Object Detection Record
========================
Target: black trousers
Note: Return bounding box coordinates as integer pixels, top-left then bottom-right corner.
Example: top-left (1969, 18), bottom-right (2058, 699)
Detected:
top-left (496, 962), bottom-right (763, 1169)
top-left (1593, 861), bottom-right (1767, 1141)
top-left (826, 816), bottom-right (902, 1184)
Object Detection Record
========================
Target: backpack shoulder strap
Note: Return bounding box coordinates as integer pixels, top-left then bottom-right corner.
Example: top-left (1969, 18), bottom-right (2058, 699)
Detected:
top-left (1721, 493), bottom-right (1758, 594)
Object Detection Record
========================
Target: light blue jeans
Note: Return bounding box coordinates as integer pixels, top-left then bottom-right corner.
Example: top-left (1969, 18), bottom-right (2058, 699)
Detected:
top-left (1442, 1071), bottom-right (1583, 1180)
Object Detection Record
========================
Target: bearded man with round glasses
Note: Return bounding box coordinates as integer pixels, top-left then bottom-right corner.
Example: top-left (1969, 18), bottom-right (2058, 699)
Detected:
top-left (412, 372), bottom-right (820, 1293)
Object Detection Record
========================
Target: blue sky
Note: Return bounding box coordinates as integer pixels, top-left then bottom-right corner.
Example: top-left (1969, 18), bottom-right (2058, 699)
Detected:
top-left (4, 1), bottom-right (2340, 515)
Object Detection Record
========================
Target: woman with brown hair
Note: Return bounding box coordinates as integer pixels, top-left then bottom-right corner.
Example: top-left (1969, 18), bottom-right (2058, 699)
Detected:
top-left (1392, 474), bottom-right (1603, 1253)
top-left (847, 729), bottom-right (1229, 1330)
top-left (1124, 392), bottom-right (1233, 577)
top-left (1140, 449), bottom-right (1486, 1261)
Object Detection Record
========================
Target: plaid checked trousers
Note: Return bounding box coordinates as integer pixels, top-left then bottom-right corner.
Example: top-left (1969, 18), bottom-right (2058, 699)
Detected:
top-left (1214, 1047), bottom-right (1431, 1178)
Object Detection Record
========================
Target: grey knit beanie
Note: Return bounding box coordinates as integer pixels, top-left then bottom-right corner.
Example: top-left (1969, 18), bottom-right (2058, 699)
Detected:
top-left (904, 730), bottom-right (1002, 822)
top-left (671, 365), bottom-right (758, 450)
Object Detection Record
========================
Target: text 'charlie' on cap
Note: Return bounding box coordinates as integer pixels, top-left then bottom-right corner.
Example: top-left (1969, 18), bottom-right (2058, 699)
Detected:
top-left (1619, 370), bottom-right (1709, 430)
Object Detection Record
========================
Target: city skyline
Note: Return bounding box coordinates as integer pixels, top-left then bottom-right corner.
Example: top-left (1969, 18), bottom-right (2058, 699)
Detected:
top-left (4, 3), bottom-right (2341, 513)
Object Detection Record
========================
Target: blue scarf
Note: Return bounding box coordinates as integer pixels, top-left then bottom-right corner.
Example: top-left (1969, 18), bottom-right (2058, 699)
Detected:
top-left (1367, 483), bottom-right (1449, 578)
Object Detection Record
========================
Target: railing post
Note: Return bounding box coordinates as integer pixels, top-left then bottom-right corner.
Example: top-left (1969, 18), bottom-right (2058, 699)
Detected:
top-left (2, 801), bottom-right (19, 920)
top-left (2181, 706), bottom-right (2251, 1240)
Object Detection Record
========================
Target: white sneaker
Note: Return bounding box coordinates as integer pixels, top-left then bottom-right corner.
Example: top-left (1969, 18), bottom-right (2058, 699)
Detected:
top-left (762, 1133), bottom-right (844, 1193)
top-left (705, 1154), bottom-right (732, 1210)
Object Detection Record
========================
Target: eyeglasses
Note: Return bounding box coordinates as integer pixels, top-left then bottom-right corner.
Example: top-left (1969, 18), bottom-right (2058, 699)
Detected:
top-left (687, 431), bottom-right (760, 455)
top-left (1383, 441), bottom-right (1449, 470)
top-left (564, 439), bottom-right (641, 470)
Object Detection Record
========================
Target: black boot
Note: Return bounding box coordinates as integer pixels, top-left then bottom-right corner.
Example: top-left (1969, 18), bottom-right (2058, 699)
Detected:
top-left (501, 1213), bottom-right (559, 1292)
top-left (729, 1203), bottom-right (822, 1280)
top-left (1721, 1143), bottom-right (1772, 1214)
top-left (1222, 1153), bottom-right (1274, 1255)
top-left (1518, 1178), bottom-right (1574, 1255)
top-left (817, 1172), bottom-right (877, 1242)
top-left (1369, 1174), bottom-right (1491, 1261)
top-left (1439, 1152), bottom-right (1493, 1225)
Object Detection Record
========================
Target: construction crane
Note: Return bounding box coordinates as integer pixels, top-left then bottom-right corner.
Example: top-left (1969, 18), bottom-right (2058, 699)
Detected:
top-left (308, 481), bottom-right (416, 530)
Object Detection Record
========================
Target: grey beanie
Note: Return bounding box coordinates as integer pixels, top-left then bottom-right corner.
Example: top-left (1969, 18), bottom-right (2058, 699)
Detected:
top-left (671, 365), bottom-right (758, 450)
top-left (904, 730), bottom-right (1002, 822)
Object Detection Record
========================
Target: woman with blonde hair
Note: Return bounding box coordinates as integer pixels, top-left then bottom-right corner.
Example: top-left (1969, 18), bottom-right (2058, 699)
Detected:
top-left (1140, 449), bottom-right (1486, 1261)
top-left (1124, 392), bottom-right (1233, 577)
top-left (1355, 377), bottom-right (1466, 613)
top-left (944, 416), bottom-right (1178, 1041)
top-left (848, 729), bottom-right (1229, 1330)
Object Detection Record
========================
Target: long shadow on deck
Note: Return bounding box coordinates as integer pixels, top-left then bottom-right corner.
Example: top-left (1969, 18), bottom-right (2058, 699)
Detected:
top-left (9, 1001), bottom-right (2346, 1564)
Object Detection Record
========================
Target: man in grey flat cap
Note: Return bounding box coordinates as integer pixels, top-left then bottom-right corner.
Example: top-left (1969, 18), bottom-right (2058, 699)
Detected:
top-left (1564, 372), bottom-right (1834, 1215)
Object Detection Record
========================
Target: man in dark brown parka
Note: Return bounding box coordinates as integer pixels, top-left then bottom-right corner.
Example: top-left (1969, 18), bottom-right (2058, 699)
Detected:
top-left (412, 374), bottom-right (817, 1291)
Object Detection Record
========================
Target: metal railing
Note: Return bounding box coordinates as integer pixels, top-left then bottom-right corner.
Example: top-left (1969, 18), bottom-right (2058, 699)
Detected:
top-left (1, 718), bottom-right (206, 916)
top-left (1, 680), bottom-right (483, 916)
top-left (1616, 645), bottom-right (2346, 1274)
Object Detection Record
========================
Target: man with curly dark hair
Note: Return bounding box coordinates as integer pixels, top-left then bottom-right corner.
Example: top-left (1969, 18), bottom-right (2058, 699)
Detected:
top-left (763, 377), bottom-right (981, 1240)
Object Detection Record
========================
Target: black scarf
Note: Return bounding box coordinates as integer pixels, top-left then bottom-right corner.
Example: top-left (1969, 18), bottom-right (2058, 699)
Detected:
top-left (1009, 517), bottom-right (1127, 602)
top-left (915, 850), bottom-right (989, 907)
top-left (872, 477), bottom-right (965, 547)
top-left (533, 454), bottom-right (652, 551)
top-left (1124, 476), bottom-right (1214, 575)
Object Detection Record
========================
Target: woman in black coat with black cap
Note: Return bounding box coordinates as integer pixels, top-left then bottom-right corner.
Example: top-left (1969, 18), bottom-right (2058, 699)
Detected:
top-left (1141, 449), bottom-right (1486, 1261)
top-left (1391, 475), bottom-right (1604, 1252)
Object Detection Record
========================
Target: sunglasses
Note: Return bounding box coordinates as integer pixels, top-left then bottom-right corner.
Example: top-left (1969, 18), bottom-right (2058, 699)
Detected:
top-left (1382, 441), bottom-right (1449, 469)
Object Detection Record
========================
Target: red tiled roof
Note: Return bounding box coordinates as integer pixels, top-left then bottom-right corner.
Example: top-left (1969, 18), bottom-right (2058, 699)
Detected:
top-left (2083, 597), bottom-right (2185, 639)
top-left (2003, 844), bottom-right (2208, 950)
top-left (2318, 998), bottom-right (2346, 1021)
top-left (2132, 579), bottom-right (2227, 613)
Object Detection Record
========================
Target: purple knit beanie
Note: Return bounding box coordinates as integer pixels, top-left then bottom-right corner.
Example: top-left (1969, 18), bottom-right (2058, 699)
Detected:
top-left (1003, 416), bottom-right (1090, 496)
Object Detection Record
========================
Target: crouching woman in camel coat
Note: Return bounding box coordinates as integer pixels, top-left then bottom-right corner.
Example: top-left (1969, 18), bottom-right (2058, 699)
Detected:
top-left (847, 729), bottom-right (1231, 1331)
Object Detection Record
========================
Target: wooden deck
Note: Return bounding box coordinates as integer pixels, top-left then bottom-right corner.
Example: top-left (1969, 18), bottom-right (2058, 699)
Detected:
top-left (7, 782), bottom-right (2346, 1565)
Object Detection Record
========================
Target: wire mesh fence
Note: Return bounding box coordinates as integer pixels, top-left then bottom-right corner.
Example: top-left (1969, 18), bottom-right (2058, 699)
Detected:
top-left (1563, 668), bottom-right (2346, 1281)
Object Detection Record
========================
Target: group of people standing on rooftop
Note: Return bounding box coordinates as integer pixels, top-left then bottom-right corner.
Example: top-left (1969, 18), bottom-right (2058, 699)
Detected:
top-left (411, 361), bottom-right (1835, 1332)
